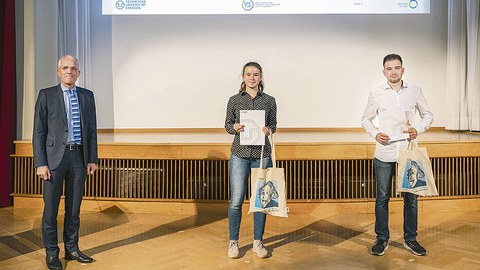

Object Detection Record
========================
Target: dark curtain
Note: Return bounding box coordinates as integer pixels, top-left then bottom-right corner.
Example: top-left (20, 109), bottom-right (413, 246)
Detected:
top-left (0, 0), bottom-right (16, 207)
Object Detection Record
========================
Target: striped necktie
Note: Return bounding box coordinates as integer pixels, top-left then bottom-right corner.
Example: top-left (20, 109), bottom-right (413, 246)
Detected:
top-left (68, 90), bottom-right (82, 144)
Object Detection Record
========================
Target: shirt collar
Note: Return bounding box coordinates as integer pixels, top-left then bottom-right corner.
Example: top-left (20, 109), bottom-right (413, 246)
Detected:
top-left (383, 81), bottom-right (409, 91)
top-left (61, 84), bottom-right (77, 92)
top-left (240, 90), bottom-right (263, 97)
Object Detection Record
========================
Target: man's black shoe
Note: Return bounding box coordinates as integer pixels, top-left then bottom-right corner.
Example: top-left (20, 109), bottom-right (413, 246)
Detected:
top-left (46, 255), bottom-right (63, 270)
top-left (404, 240), bottom-right (427, 256)
top-left (65, 250), bottom-right (94, 263)
top-left (370, 239), bottom-right (388, 256)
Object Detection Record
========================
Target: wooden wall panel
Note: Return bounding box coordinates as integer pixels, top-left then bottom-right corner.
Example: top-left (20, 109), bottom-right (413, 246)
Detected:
top-left (12, 156), bottom-right (479, 201)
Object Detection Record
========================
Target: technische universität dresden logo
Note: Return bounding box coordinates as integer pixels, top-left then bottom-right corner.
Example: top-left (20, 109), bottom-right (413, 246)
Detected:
top-left (409, 0), bottom-right (418, 9)
top-left (116, 0), bottom-right (126, 10)
top-left (242, 0), bottom-right (254, 11)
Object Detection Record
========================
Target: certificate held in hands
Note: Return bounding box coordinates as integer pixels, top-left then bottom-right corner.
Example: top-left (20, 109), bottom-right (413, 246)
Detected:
top-left (240, 110), bottom-right (265, 145)
top-left (379, 105), bottom-right (410, 143)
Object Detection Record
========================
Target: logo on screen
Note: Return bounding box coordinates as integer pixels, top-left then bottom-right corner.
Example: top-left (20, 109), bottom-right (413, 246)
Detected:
top-left (409, 0), bottom-right (418, 9)
top-left (242, 0), bottom-right (254, 11)
top-left (116, 0), bottom-right (126, 10)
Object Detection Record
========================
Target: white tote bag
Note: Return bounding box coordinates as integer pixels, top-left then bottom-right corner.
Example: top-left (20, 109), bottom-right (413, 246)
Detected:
top-left (396, 141), bottom-right (439, 196)
top-left (248, 135), bottom-right (288, 217)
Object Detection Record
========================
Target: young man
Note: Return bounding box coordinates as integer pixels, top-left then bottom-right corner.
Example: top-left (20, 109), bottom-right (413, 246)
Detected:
top-left (361, 54), bottom-right (434, 256)
top-left (33, 55), bottom-right (98, 270)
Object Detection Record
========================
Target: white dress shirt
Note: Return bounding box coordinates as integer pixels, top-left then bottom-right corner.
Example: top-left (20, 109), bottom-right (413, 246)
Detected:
top-left (361, 82), bottom-right (434, 162)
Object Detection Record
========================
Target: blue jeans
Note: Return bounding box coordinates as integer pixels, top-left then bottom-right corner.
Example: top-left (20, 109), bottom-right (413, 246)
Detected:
top-left (228, 154), bottom-right (272, 241)
top-left (374, 158), bottom-right (418, 242)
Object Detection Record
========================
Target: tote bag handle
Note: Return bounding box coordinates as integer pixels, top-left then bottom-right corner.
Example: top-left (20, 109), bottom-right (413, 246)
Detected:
top-left (259, 133), bottom-right (276, 169)
top-left (406, 139), bottom-right (415, 151)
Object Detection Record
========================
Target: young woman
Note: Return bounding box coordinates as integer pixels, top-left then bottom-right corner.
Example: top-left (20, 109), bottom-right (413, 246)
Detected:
top-left (224, 62), bottom-right (277, 259)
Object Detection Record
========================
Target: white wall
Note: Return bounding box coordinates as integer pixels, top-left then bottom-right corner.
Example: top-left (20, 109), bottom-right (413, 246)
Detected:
top-left (110, 3), bottom-right (447, 128)
top-left (21, 1), bottom-right (448, 138)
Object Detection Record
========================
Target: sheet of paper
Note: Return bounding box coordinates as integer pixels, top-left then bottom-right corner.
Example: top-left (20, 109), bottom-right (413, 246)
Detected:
top-left (240, 110), bottom-right (265, 145)
top-left (379, 106), bottom-right (410, 143)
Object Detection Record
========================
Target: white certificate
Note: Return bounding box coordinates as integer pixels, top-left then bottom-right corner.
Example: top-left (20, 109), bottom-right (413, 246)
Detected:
top-left (240, 110), bottom-right (265, 145)
top-left (379, 106), bottom-right (410, 143)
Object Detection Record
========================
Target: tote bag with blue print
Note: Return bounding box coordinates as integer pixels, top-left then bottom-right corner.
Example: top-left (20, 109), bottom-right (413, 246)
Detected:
top-left (396, 141), bottom-right (438, 196)
top-left (248, 135), bottom-right (288, 217)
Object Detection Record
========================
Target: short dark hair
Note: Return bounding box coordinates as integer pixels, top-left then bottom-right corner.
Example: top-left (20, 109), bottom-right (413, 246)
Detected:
top-left (383, 54), bottom-right (403, 67)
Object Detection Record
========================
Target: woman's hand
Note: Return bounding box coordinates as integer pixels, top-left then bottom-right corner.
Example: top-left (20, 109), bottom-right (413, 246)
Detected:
top-left (263, 127), bottom-right (271, 136)
top-left (234, 123), bottom-right (245, 133)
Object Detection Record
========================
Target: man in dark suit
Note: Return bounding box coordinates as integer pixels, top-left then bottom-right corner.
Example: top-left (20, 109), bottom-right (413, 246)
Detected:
top-left (33, 55), bottom-right (98, 270)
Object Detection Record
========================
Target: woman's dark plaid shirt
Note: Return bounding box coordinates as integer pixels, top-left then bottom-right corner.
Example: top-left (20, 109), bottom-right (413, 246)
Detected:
top-left (225, 91), bottom-right (277, 158)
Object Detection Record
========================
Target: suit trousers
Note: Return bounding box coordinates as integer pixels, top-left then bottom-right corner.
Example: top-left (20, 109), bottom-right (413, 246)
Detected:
top-left (42, 147), bottom-right (87, 256)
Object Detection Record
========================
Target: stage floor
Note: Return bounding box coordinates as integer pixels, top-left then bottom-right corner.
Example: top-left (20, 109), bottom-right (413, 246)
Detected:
top-left (1, 205), bottom-right (479, 270)
top-left (97, 130), bottom-right (480, 144)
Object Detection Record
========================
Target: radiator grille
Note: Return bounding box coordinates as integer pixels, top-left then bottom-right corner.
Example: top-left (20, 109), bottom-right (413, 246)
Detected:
top-left (13, 157), bottom-right (479, 200)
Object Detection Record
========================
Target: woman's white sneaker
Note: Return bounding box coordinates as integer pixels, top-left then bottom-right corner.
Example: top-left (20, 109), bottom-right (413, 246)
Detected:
top-left (228, 240), bottom-right (239, 258)
top-left (252, 240), bottom-right (268, 258)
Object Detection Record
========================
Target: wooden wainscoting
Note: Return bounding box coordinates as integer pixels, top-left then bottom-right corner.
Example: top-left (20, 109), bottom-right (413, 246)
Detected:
top-left (11, 139), bottom-right (480, 214)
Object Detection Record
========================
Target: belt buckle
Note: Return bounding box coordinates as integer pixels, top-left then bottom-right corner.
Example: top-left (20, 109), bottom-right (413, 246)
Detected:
top-left (67, 144), bottom-right (78, 150)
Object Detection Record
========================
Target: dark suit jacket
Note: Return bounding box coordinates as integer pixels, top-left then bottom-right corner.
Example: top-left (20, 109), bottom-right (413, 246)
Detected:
top-left (33, 84), bottom-right (98, 170)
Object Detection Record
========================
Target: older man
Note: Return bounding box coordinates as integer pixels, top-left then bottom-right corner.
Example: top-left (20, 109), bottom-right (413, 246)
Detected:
top-left (33, 55), bottom-right (98, 270)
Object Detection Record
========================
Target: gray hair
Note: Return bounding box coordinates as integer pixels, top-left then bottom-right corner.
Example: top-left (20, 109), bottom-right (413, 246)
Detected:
top-left (57, 55), bottom-right (80, 69)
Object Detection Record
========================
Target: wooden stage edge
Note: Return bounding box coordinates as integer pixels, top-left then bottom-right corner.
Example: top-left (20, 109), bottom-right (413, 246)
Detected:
top-left (99, 127), bottom-right (449, 133)
top-left (12, 196), bottom-right (480, 216)
top-left (13, 128), bottom-right (480, 159)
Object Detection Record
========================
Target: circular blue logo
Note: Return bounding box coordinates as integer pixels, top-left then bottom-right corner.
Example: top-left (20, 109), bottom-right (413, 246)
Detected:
top-left (409, 0), bottom-right (418, 9)
top-left (242, 0), bottom-right (254, 11)
top-left (116, 0), bottom-right (126, 10)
